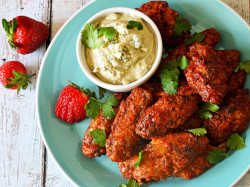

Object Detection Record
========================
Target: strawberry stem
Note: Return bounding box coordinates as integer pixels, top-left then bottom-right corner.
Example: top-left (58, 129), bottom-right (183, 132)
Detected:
top-left (2, 18), bottom-right (17, 49)
top-left (4, 70), bottom-right (35, 94)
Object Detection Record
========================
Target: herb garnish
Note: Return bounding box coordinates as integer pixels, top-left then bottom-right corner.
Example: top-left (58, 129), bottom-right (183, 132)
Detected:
top-left (227, 133), bottom-right (246, 150)
top-left (98, 86), bottom-right (106, 99)
top-left (206, 149), bottom-right (229, 164)
top-left (159, 56), bottom-right (189, 95)
top-left (134, 150), bottom-right (143, 168)
top-left (174, 16), bottom-right (192, 37)
top-left (187, 127), bottom-right (207, 136)
top-left (119, 179), bottom-right (140, 187)
top-left (84, 95), bottom-right (119, 120)
top-left (98, 27), bottom-right (118, 41)
top-left (90, 129), bottom-right (106, 146)
top-left (184, 32), bottom-right (205, 45)
top-left (234, 60), bottom-right (250, 74)
top-left (127, 21), bottom-right (143, 30)
top-left (199, 102), bottom-right (220, 119)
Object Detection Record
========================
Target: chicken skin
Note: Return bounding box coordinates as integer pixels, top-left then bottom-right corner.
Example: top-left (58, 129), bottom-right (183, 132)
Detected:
top-left (184, 43), bottom-right (228, 105)
top-left (200, 28), bottom-right (221, 48)
top-left (106, 87), bottom-right (153, 162)
top-left (82, 93), bottom-right (126, 158)
top-left (118, 132), bottom-right (210, 185)
top-left (227, 70), bottom-right (246, 92)
top-left (136, 1), bottom-right (191, 48)
top-left (135, 80), bottom-right (201, 139)
top-left (204, 89), bottom-right (250, 144)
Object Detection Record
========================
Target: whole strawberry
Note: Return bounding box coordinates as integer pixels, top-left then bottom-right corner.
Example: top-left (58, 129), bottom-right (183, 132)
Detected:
top-left (2, 16), bottom-right (49, 54)
top-left (55, 81), bottom-right (92, 123)
top-left (0, 61), bottom-right (35, 93)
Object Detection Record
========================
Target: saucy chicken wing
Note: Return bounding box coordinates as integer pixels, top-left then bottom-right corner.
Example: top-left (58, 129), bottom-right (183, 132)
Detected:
top-left (106, 87), bottom-right (153, 162)
top-left (136, 1), bottom-right (191, 48)
top-left (204, 89), bottom-right (250, 144)
top-left (136, 80), bottom-right (200, 139)
top-left (227, 70), bottom-right (246, 92)
top-left (184, 43), bottom-right (228, 105)
top-left (82, 93), bottom-right (126, 158)
top-left (118, 132), bottom-right (209, 185)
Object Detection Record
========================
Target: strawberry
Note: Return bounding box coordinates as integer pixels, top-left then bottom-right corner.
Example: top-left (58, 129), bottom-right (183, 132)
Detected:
top-left (2, 16), bottom-right (49, 54)
top-left (55, 81), bottom-right (92, 123)
top-left (0, 61), bottom-right (35, 93)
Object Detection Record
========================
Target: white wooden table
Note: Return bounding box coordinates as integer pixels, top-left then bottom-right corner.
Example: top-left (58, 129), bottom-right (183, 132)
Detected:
top-left (0, 0), bottom-right (249, 186)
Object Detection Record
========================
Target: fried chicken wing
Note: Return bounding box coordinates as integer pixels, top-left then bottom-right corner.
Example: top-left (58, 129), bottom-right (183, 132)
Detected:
top-left (184, 43), bottom-right (228, 104)
top-left (118, 132), bottom-right (209, 185)
top-left (106, 87), bottom-right (153, 162)
top-left (200, 28), bottom-right (221, 48)
top-left (82, 93), bottom-right (126, 158)
top-left (204, 89), bottom-right (250, 144)
top-left (217, 49), bottom-right (240, 77)
top-left (136, 81), bottom-right (200, 139)
top-left (136, 1), bottom-right (190, 48)
top-left (227, 70), bottom-right (246, 92)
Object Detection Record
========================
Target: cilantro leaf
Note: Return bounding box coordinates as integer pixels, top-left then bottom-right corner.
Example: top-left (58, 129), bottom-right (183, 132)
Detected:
top-left (206, 149), bottom-right (229, 164)
top-left (98, 27), bottom-right (117, 41)
top-left (174, 16), bottom-right (192, 37)
top-left (184, 32), bottom-right (205, 45)
top-left (187, 127), bottom-right (207, 136)
top-left (100, 96), bottom-right (119, 119)
top-left (127, 21), bottom-right (143, 30)
top-left (98, 86), bottom-right (106, 99)
top-left (90, 129), bottom-right (106, 146)
top-left (81, 23), bottom-right (104, 49)
top-left (84, 97), bottom-right (100, 119)
top-left (68, 80), bottom-right (96, 98)
top-left (234, 60), bottom-right (250, 74)
top-left (199, 110), bottom-right (212, 119)
top-left (119, 179), bottom-right (140, 187)
top-left (134, 150), bottom-right (143, 168)
top-left (159, 56), bottom-right (189, 95)
top-left (199, 102), bottom-right (220, 119)
top-left (176, 55), bottom-right (189, 70)
top-left (227, 133), bottom-right (246, 150)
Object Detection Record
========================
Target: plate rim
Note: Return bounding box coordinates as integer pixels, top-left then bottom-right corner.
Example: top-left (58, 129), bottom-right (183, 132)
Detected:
top-left (35, 0), bottom-right (250, 186)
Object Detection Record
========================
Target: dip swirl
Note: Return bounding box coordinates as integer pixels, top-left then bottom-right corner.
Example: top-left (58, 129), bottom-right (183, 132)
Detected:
top-left (85, 13), bottom-right (156, 85)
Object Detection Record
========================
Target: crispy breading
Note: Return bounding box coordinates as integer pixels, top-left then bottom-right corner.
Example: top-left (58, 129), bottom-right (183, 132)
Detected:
top-left (106, 87), bottom-right (153, 162)
top-left (136, 1), bottom-right (191, 48)
top-left (184, 43), bottom-right (228, 105)
top-left (204, 89), bottom-right (250, 144)
top-left (82, 93), bottom-right (127, 158)
top-left (136, 80), bottom-right (200, 139)
top-left (118, 132), bottom-right (209, 185)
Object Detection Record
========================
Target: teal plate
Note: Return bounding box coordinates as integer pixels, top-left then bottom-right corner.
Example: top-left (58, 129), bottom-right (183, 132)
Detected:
top-left (36, 0), bottom-right (250, 186)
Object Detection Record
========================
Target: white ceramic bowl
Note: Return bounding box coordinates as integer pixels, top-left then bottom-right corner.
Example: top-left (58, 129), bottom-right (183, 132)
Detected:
top-left (76, 7), bottom-right (163, 92)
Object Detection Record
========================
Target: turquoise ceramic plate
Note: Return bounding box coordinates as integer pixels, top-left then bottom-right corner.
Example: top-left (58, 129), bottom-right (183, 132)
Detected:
top-left (36, 0), bottom-right (250, 186)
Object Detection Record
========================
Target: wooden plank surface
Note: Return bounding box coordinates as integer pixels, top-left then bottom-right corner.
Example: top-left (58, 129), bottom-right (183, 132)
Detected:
top-left (0, 0), bottom-right (249, 186)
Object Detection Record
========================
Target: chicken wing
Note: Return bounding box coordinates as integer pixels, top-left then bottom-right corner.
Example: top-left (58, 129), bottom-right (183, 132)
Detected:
top-left (200, 28), bottom-right (221, 48)
top-left (106, 87), bottom-right (153, 162)
top-left (136, 80), bottom-right (200, 139)
top-left (204, 89), bottom-right (250, 144)
top-left (227, 70), bottom-right (246, 92)
top-left (82, 93), bottom-right (127, 158)
top-left (118, 132), bottom-right (209, 185)
top-left (184, 43), bottom-right (228, 105)
top-left (136, 1), bottom-right (190, 48)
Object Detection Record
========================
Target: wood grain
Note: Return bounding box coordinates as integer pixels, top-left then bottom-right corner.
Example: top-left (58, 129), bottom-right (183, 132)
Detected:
top-left (0, 0), bottom-right (50, 186)
top-left (0, 0), bottom-right (249, 186)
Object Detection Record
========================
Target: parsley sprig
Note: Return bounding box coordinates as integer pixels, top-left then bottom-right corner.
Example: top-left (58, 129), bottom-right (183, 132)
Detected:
top-left (184, 32), bottom-right (205, 45)
top-left (187, 127), bottom-right (207, 136)
top-left (234, 60), bottom-right (250, 74)
top-left (98, 86), bottom-right (106, 99)
top-left (90, 129), bottom-right (106, 146)
top-left (174, 16), bottom-right (192, 37)
top-left (159, 56), bottom-right (189, 95)
top-left (199, 102), bottom-right (220, 119)
top-left (227, 133), bottom-right (246, 150)
top-left (81, 23), bottom-right (118, 49)
top-left (85, 95), bottom-right (119, 120)
top-left (127, 21), bottom-right (143, 30)
top-left (134, 150), bottom-right (143, 168)
top-left (119, 179), bottom-right (140, 187)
